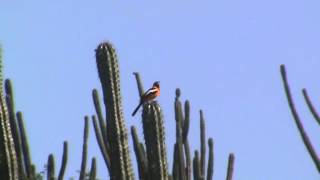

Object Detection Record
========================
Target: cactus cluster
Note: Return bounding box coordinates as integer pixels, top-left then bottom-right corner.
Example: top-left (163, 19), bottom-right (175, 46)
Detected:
top-left (91, 42), bottom-right (236, 180)
top-left (0, 42), bottom-right (236, 179)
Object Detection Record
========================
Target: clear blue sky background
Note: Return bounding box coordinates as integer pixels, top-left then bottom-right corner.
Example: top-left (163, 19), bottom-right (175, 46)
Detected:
top-left (1, 1), bottom-right (319, 179)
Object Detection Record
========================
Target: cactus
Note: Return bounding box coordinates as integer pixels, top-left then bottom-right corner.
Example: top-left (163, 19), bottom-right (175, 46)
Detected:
top-left (131, 126), bottom-right (148, 179)
top-left (141, 101), bottom-right (169, 180)
top-left (47, 154), bottom-right (55, 180)
top-left (58, 141), bottom-right (68, 180)
top-left (280, 64), bottom-right (320, 172)
top-left (89, 158), bottom-right (97, 180)
top-left (0, 47), bottom-right (19, 180)
top-left (0, 42), bottom-right (237, 180)
top-left (80, 117), bottom-right (89, 180)
top-left (94, 42), bottom-right (134, 179)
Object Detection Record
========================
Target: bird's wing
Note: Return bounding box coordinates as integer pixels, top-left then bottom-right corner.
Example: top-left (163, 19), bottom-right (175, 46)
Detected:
top-left (144, 87), bottom-right (158, 95)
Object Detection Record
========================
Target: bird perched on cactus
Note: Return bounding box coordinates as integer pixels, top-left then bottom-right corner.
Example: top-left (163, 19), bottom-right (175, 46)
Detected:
top-left (132, 81), bottom-right (160, 116)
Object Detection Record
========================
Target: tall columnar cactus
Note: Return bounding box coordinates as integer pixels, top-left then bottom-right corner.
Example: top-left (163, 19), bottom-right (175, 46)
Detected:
top-left (80, 117), bottom-right (89, 180)
top-left (280, 64), bottom-right (320, 172)
top-left (47, 154), bottom-right (55, 180)
top-left (94, 42), bottom-right (134, 179)
top-left (141, 101), bottom-right (169, 180)
top-left (0, 47), bottom-right (19, 180)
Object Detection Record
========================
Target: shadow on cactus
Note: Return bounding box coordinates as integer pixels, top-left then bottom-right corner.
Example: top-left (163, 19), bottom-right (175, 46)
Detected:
top-left (91, 41), bottom-right (236, 180)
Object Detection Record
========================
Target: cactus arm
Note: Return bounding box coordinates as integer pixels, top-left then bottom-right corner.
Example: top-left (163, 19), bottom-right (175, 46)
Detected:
top-left (302, 88), bottom-right (320, 126)
top-left (131, 126), bottom-right (148, 180)
top-left (57, 141), bottom-right (68, 180)
top-left (47, 154), bottom-right (55, 180)
top-left (5, 79), bottom-right (25, 179)
top-left (280, 65), bottom-right (320, 172)
top-left (79, 117), bottom-right (89, 180)
top-left (89, 158), bottom-right (97, 180)
top-left (92, 115), bottom-right (111, 173)
top-left (183, 100), bottom-right (191, 180)
top-left (206, 138), bottom-right (214, 180)
top-left (225, 153), bottom-right (235, 180)
top-left (199, 110), bottom-right (206, 177)
top-left (16, 112), bottom-right (32, 179)
top-left (133, 72), bottom-right (145, 97)
top-left (92, 89), bottom-right (109, 148)
top-left (193, 151), bottom-right (201, 180)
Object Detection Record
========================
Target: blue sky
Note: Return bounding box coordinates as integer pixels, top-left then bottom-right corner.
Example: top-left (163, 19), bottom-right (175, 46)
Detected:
top-left (1, 1), bottom-right (319, 179)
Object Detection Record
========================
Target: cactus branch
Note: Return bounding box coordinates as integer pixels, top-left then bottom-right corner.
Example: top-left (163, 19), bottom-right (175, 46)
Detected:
top-left (79, 116), bottom-right (89, 180)
top-left (225, 153), bottom-right (235, 180)
top-left (280, 64), bottom-right (320, 172)
top-left (200, 110), bottom-right (206, 177)
top-left (91, 115), bottom-right (111, 173)
top-left (89, 157), bottom-right (97, 180)
top-left (133, 72), bottom-right (145, 97)
top-left (302, 88), bottom-right (320, 126)
top-left (206, 138), bottom-right (214, 180)
top-left (131, 126), bottom-right (148, 180)
top-left (47, 154), bottom-right (55, 180)
top-left (57, 141), bottom-right (68, 180)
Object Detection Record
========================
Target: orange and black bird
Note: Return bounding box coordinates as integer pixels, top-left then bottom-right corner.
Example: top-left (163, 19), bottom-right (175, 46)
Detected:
top-left (132, 81), bottom-right (160, 116)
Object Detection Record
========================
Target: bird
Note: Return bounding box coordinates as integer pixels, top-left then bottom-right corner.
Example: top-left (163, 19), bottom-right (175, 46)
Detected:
top-left (132, 81), bottom-right (160, 116)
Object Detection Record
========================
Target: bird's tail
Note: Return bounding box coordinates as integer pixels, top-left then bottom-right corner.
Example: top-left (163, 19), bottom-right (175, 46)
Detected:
top-left (132, 102), bottom-right (143, 116)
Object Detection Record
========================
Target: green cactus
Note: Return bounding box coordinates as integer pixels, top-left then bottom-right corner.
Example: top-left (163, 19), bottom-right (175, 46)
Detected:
top-left (91, 115), bottom-right (111, 172)
top-left (280, 64), bottom-right (320, 172)
top-left (80, 117), bottom-right (89, 180)
top-left (58, 141), bottom-right (68, 180)
top-left (225, 154), bottom-right (235, 180)
top-left (16, 111), bottom-right (33, 179)
top-left (0, 47), bottom-right (19, 180)
top-left (142, 101), bottom-right (169, 180)
top-left (207, 138), bottom-right (214, 180)
top-left (131, 126), bottom-right (148, 180)
top-left (0, 42), bottom-right (237, 180)
top-left (47, 154), bottom-right (55, 180)
top-left (89, 158), bottom-right (97, 180)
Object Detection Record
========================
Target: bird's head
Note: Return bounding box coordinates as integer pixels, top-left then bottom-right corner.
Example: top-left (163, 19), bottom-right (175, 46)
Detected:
top-left (153, 81), bottom-right (160, 88)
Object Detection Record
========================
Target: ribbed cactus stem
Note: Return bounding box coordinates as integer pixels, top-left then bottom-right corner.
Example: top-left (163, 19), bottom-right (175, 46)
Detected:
top-left (142, 102), bottom-right (168, 180)
top-left (89, 157), bottom-right (97, 180)
top-left (174, 89), bottom-right (187, 180)
top-left (193, 151), bottom-right (201, 180)
top-left (0, 47), bottom-right (18, 180)
top-left (172, 143), bottom-right (179, 180)
top-left (280, 64), bottom-right (320, 172)
top-left (200, 110), bottom-right (206, 177)
top-left (131, 126), bottom-right (148, 180)
top-left (92, 89), bottom-right (108, 147)
top-left (302, 89), bottom-right (320, 125)
top-left (91, 115), bottom-right (111, 173)
top-left (95, 42), bottom-right (133, 179)
top-left (207, 138), bottom-right (214, 180)
top-left (80, 116), bottom-right (89, 180)
top-left (5, 79), bottom-right (24, 179)
top-left (58, 141), bottom-right (68, 180)
top-left (16, 112), bottom-right (32, 178)
top-left (183, 100), bottom-right (191, 180)
top-left (47, 154), bottom-right (55, 180)
top-left (225, 153), bottom-right (235, 180)
top-left (133, 72), bottom-right (145, 97)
